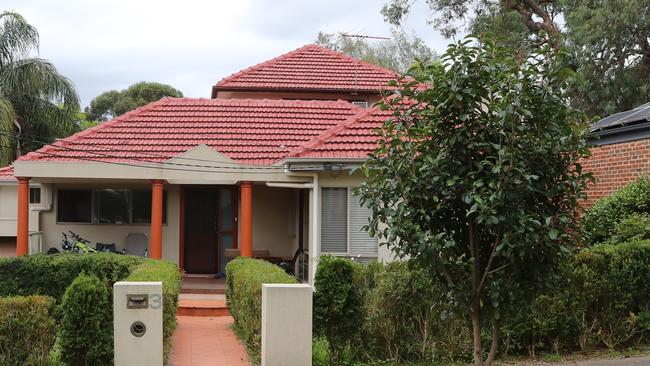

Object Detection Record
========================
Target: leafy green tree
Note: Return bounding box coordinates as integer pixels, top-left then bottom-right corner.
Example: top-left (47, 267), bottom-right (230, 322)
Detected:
top-left (0, 11), bottom-right (80, 165)
top-left (86, 81), bottom-right (183, 121)
top-left (358, 37), bottom-right (592, 366)
top-left (316, 28), bottom-right (437, 73)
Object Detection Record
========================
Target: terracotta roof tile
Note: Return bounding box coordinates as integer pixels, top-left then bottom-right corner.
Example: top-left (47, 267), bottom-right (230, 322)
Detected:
top-left (0, 166), bottom-right (14, 180)
top-left (214, 44), bottom-right (397, 93)
top-left (18, 98), bottom-right (363, 166)
top-left (287, 107), bottom-right (391, 160)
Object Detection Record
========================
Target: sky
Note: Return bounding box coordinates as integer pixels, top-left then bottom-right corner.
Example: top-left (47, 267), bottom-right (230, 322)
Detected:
top-left (3, 0), bottom-right (453, 108)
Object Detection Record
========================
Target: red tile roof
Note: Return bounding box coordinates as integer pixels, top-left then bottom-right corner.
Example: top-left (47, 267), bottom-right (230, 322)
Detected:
top-left (0, 166), bottom-right (14, 180)
top-left (288, 107), bottom-right (391, 160)
top-left (18, 98), bottom-right (364, 166)
top-left (213, 44), bottom-right (397, 94)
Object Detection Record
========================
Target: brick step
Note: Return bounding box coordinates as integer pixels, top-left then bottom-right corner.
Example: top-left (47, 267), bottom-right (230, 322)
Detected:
top-left (177, 299), bottom-right (230, 317)
top-left (180, 288), bottom-right (226, 295)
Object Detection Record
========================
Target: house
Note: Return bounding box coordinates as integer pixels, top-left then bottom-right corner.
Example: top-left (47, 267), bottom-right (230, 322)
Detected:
top-left (0, 44), bottom-right (396, 282)
top-left (582, 102), bottom-right (650, 206)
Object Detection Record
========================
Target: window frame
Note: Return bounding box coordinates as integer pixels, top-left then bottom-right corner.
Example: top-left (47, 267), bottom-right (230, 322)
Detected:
top-left (56, 188), bottom-right (168, 225)
top-left (29, 187), bottom-right (41, 204)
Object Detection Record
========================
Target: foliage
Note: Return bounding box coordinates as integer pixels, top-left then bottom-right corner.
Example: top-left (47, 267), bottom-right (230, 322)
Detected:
top-left (358, 36), bottom-right (592, 366)
top-left (225, 257), bottom-right (297, 362)
top-left (316, 28), bottom-right (437, 73)
top-left (582, 177), bottom-right (650, 244)
top-left (609, 214), bottom-right (650, 244)
top-left (58, 274), bottom-right (113, 366)
top-left (126, 259), bottom-right (181, 363)
top-left (0, 11), bottom-right (80, 165)
top-left (0, 295), bottom-right (56, 366)
top-left (574, 241), bottom-right (650, 350)
top-left (85, 81), bottom-right (183, 121)
top-left (380, 0), bottom-right (650, 118)
top-left (0, 253), bottom-right (143, 301)
top-left (313, 256), bottom-right (366, 365)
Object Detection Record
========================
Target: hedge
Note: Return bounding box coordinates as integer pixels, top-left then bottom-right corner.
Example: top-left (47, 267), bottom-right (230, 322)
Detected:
top-left (126, 259), bottom-right (181, 363)
top-left (0, 295), bottom-right (56, 366)
top-left (0, 253), bottom-right (144, 301)
top-left (225, 257), bottom-right (297, 362)
top-left (582, 177), bottom-right (650, 244)
top-left (59, 274), bottom-right (113, 365)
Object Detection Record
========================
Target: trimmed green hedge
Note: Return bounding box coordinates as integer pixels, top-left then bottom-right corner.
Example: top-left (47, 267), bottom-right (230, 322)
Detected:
top-left (583, 177), bottom-right (650, 244)
top-left (126, 259), bottom-right (181, 363)
top-left (0, 253), bottom-right (144, 301)
top-left (226, 257), bottom-right (297, 362)
top-left (0, 295), bottom-right (56, 366)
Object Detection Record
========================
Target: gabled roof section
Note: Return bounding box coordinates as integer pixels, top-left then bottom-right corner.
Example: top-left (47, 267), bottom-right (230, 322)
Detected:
top-left (18, 98), bottom-right (363, 166)
top-left (0, 166), bottom-right (14, 180)
top-left (287, 107), bottom-right (392, 160)
top-left (213, 44), bottom-right (397, 95)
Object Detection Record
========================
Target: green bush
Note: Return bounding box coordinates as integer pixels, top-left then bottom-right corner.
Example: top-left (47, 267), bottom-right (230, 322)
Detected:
top-left (0, 253), bottom-right (143, 301)
top-left (362, 261), bottom-right (472, 364)
top-left (126, 259), bottom-right (181, 363)
top-left (0, 295), bottom-right (56, 366)
top-left (313, 256), bottom-right (365, 365)
top-left (59, 274), bottom-right (113, 366)
top-left (225, 257), bottom-right (297, 362)
top-left (574, 241), bottom-right (650, 349)
top-left (608, 213), bottom-right (650, 243)
top-left (582, 177), bottom-right (650, 244)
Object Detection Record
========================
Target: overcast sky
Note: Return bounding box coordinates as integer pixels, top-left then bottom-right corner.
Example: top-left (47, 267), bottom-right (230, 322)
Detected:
top-left (4, 0), bottom-right (452, 107)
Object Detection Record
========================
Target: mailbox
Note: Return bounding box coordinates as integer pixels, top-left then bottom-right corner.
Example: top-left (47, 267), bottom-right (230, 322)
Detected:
top-left (113, 281), bottom-right (163, 366)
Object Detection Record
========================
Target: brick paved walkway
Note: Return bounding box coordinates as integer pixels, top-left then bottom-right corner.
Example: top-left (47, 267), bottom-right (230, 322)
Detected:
top-left (169, 316), bottom-right (250, 366)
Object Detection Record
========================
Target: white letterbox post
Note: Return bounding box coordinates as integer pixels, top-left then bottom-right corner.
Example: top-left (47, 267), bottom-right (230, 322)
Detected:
top-left (261, 283), bottom-right (313, 366)
top-left (113, 281), bottom-right (163, 366)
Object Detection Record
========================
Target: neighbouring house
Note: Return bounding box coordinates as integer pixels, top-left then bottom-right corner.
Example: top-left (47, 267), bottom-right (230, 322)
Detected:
top-left (0, 44), bottom-right (396, 282)
top-left (582, 102), bottom-right (650, 207)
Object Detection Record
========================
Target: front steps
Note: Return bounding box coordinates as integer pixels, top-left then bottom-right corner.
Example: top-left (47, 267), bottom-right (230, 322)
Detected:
top-left (178, 275), bottom-right (230, 317)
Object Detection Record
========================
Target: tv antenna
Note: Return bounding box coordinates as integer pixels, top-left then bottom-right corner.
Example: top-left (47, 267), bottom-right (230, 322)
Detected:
top-left (340, 33), bottom-right (390, 40)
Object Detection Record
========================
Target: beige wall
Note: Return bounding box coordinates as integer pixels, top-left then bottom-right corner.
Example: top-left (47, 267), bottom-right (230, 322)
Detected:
top-left (39, 183), bottom-right (180, 264)
top-left (0, 185), bottom-right (17, 236)
top-left (248, 184), bottom-right (300, 258)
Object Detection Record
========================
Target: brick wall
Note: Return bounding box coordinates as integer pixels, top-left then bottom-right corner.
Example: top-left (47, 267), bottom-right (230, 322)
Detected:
top-left (582, 138), bottom-right (650, 207)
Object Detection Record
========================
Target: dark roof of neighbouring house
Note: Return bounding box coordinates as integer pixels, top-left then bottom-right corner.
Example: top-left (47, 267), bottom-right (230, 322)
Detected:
top-left (590, 102), bottom-right (650, 145)
top-left (212, 44), bottom-right (397, 96)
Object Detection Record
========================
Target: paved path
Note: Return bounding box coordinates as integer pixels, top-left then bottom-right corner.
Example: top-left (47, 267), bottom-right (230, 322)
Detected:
top-left (169, 316), bottom-right (250, 366)
top-left (514, 355), bottom-right (650, 365)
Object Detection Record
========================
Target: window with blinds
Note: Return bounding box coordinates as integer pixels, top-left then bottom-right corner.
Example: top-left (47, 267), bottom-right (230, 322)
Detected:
top-left (321, 187), bottom-right (378, 258)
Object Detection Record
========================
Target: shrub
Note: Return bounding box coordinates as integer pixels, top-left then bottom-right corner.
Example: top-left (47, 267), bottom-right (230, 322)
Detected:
top-left (59, 274), bottom-right (113, 366)
top-left (126, 259), bottom-right (181, 363)
top-left (361, 261), bottom-right (472, 364)
top-left (609, 213), bottom-right (650, 243)
top-left (313, 256), bottom-right (365, 365)
top-left (225, 257), bottom-right (297, 362)
top-left (0, 253), bottom-right (143, 301)
top-left (582, 177), bottom-right (650, 244)
top-left (574, 240), bottom-right (650, 349)
top-left (0, 295), bottom-right (56, 366)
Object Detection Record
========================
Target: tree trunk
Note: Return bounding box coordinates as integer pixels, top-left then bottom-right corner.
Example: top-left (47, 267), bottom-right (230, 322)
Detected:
top-left (471, 300), bottom-right (484, 366)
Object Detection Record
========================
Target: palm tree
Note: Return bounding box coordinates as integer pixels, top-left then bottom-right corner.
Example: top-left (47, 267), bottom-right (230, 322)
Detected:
top-left (0, 11), bottom-right (80, 166)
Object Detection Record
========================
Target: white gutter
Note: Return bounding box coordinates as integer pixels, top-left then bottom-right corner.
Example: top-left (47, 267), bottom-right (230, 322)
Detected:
top-left (310, 173), bottom-right (320, 284)
top-left (265, 182), bottom-right (314, 189)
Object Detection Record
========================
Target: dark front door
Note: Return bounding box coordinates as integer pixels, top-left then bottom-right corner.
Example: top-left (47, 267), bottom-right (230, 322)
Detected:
top-left (184, 187), bottom-right (219, 273)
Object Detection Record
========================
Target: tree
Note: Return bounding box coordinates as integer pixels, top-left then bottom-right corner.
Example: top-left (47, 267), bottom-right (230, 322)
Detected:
top-left (316, 28), bottom-right (437, 73)
top-left (86, 81), bottom-right (183, 121)
top-left (0, 11), bottom-right (80, 166)
top-left (358, 37), bottom-right (592, 366)
top-left (379, 0), bottom-right (650, 118)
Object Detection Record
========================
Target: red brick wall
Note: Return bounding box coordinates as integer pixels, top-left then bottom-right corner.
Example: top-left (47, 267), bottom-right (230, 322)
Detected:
top-left (582, 139), bottom-right (650, 207)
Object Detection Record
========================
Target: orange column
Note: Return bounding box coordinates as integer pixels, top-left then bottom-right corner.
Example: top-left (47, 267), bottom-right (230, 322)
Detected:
top-left (150, 180), bottom-right (164, 259)
top-left (240, 181), bottom-right (253, 257)
top-left (16, 177), bottom-right (30, 256)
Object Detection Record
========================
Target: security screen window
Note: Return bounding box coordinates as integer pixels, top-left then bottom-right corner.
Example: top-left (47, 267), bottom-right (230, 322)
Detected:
top-left (132, 190), bottom-right (167, 224)
top-left (57, 189), bottom-right (92, 223)
top-left (94, 189), bottom-right (130, 224)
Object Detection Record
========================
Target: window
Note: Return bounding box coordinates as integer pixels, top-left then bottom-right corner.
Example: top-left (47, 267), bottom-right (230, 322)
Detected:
top-left (350, 100), bottom-right (368, 108)
top-left (29, 187), bottom-right (41, 204)
top-left (57, 189), bottom-right (167, 224)
top-left (321, 187), bottom-right (378, 257)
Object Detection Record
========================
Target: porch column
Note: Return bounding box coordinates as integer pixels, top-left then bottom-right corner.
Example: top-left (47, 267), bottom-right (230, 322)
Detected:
top-left (240, 181), bottom-right (253, 257)
top-left (16, 177), bottom-right (30, 256)
top-left (150, 180), bottom-right (164, 259)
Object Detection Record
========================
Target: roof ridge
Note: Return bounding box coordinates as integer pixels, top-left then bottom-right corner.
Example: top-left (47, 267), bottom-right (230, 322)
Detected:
top-left (287, 104), bottom-right (373, 158)
top-left (20, 98), bottom-right (170, 161)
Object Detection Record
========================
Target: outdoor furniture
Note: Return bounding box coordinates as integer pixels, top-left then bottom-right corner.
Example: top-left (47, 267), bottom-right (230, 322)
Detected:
top-left (125, 232), bottom-right (148, 256)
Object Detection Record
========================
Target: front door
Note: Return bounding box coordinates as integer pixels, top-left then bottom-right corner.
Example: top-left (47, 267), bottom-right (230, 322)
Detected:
top-left (183, 187), bottom-right (236, 274)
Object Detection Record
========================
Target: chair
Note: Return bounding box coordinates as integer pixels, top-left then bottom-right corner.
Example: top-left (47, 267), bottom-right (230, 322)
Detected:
top-left (125, 233), bottom-right (148, 256)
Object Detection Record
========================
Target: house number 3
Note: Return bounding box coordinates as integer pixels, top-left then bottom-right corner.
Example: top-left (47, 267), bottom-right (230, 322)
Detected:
top-left (149, 294), bottom-right (162, 309)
